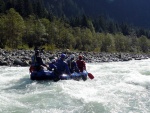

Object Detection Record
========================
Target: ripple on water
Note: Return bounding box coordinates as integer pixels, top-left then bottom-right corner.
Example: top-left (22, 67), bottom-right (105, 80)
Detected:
top-left (1, 60), bottom-right (150, 112)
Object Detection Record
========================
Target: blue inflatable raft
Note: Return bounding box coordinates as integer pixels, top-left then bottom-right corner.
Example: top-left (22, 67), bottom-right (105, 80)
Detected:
top-left (30, 70), bottom-right (88, 81)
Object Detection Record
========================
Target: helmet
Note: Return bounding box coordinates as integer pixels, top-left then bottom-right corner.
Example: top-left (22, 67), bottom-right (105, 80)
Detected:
top-left (79, 55), bottom-right (83, 60)
top-left (54, 57), bottom-right (58, 60)
top-left (35, 50), bottom-right (40, 55)
top-left (60, 54), bottom-right (66, 59)
top-left (70, 54), bottom-right (75, 59)
top-left (51, 59), bottom-right (56, 63)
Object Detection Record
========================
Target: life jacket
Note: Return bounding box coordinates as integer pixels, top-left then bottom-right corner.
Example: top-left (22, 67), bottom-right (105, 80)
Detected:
top-left (49, 63), bottom-right (57, 71)
top-left (76, 60), bottom-right (86, 72)
top-left (32, 55), bottom-right (43, 66)
top-left (31, 55), bottom-right (44, 71)
top-left (55, 59), bottom-right (71, 75)
top-left (31, 55), bottom-right (37, 65)
top-left (67, 60), bottom-right (78, 73)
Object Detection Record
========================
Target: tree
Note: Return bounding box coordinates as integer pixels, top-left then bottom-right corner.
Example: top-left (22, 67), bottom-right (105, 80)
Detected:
top-left (15, 0), bottom-right (24, 16)
top-left (24, 15), bottom-right (46, 47)
top-left (24, 0), bottom-right (33, 17)
top-left (114, 33), bottom-right (129, 52)
top-left (0, 15), bottom-right (7, 48)
top-left (33, 0), bottom-right (47, 18)
top-left (108, 21), bottom-right (117, 34)
top-left (120, 23), bottom-right (131, 35)
top-left (72, 27), bottom-right (82, 50)
top-left (80, 28), bottom-right (93, 51)
top-left (0, 0), bottom-right (5, 13)
top-left (4, 8), bottom-right (25, 48)
top-left (101, 33), bottom-right (115, 52)
top-left (92, 33), bottom-right (103, 52)
top-left (138, 36), bottom-right (150, 52)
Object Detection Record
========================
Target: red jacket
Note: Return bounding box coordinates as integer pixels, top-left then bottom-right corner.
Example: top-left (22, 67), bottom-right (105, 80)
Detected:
top-left (76, 60), bottom-right (86, 72)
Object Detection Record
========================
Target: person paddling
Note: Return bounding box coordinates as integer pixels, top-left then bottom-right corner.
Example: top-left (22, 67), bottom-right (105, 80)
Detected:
top-left (54, 54), bottom-right (71, 76)
top-left (76, 55), bottom-right (94, 80)
top-left (31, 50), bottom-right (48, 71)
top-left (66, 54), bottom-right (79, 73)
top-left (76, 55), bottom-right (86, 72)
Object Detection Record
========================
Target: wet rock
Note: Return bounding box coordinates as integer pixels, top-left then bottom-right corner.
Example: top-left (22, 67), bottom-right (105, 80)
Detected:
top-left (0, 49), bottom-right (149, 67)
top-left (0, 60), bottom-right (8, 66)
top-left (13, 59), bottom-right (29, 66)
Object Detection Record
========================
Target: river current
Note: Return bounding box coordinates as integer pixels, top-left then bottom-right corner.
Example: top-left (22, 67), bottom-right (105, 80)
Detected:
top-left (0, 59), bottom-right (150, 113)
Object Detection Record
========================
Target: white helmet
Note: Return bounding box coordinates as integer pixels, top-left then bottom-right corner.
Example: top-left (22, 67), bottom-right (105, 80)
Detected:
top-left (70, 54), bottom-right (75, 59)
top-left (54, 57), bottom-right (58, 60)
top-left (51, 59), bottom-right (56, 63)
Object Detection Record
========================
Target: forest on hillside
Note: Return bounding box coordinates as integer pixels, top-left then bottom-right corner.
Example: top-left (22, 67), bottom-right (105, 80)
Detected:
top-left (0, 0), bottom-right (150, 53)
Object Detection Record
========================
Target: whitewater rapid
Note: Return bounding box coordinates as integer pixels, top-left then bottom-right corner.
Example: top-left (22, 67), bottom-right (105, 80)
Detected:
top-left (0, 59), bottom-right (150, 113)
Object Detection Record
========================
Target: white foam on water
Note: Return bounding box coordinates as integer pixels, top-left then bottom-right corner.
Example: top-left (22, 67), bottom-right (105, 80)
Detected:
top-left (1, 59), bottom-right (150, 113)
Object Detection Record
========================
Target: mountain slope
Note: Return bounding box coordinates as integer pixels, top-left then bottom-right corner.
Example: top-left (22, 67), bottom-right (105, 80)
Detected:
top-left (1, 0), bottom-right (150, 28)
top-left (44, 0), bottom-right (150, 28)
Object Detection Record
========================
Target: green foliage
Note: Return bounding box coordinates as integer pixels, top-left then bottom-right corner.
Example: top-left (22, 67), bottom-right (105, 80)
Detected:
top-left (24, 15), bottom-right (46, 47)
top-left (114, 34), bottom-right (129, 52)
top-left (80, 28), bottom-right (93, 51)
top-left (0, 15), bottom-right (6, 48)
top-left (138, 36), bottom-right (150, 53)
top-left (92, 33), bottom-right (103, 52)
top-left (1, 8), bottom-right (25, 48)
top-left (17, 44), bottom-right (30, 50)
top-left (42, 44), bottom-right (56, 51)
top-left (0, 6), bottom-right (150, 53)
top-left (128, 36), bottom-right (140, 52)
top-left (101, 33), bottom-right (115, 52)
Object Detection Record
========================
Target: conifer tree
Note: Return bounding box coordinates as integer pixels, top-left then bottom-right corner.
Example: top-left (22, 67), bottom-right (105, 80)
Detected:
top-left (0, 0), bottom-right (5, 13)
top-left (24, 0), bottom-right (33, 17)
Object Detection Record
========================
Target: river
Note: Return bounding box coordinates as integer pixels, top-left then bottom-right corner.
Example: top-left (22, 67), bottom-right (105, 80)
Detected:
top-left (0, 59), bottom-right (150, 113)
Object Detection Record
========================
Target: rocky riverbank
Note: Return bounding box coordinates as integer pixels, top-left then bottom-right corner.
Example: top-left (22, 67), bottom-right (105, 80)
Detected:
top-left (0, 49), bottom-right (149, 66)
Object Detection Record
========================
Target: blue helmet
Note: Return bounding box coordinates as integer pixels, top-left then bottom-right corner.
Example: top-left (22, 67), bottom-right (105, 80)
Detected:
top-left (60, 54), bottom-right (66, 59)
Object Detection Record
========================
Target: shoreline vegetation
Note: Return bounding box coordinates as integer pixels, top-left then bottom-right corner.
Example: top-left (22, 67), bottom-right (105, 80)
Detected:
top-left (0, 49), bottom-right (149, 67)
top-left (1, 8), bottom-right (150, 67)
top-left (1, 8), bottom-right (150, 54)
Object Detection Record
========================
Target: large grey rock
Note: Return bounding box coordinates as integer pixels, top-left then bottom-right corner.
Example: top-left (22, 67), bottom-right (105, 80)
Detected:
top-left (13, 59), bottom-right (29, 66)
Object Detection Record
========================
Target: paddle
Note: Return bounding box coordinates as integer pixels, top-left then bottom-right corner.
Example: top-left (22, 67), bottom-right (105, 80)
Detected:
top-left (84, 70), bottom-right (94, 80)
top-left (88, 73), bottom-right (94, 79)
